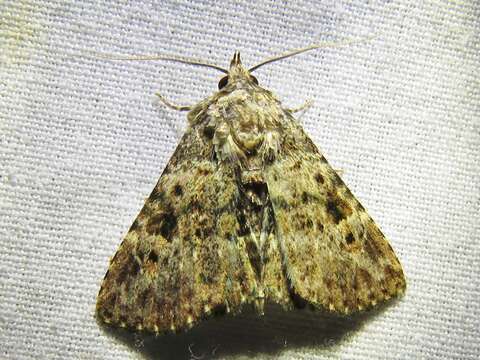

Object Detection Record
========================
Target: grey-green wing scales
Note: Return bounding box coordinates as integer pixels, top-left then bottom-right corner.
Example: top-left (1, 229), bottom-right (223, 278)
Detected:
top-left (96, 123), bottom-right (260, 333)
top-left (265, 113), bottom-right (406, 314)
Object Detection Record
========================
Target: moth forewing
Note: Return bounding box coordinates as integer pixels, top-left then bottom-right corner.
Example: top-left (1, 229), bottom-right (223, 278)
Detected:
top-left (96, 51), bottom-right (405, 334)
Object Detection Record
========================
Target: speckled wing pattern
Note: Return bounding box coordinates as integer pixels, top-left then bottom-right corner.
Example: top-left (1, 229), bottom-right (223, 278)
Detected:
top-left (264, 114), bottom-right (406, 314)
top-left (96, 54), bottom-right (405, 334)
top-left (96, 124), bottom-right (263, 333)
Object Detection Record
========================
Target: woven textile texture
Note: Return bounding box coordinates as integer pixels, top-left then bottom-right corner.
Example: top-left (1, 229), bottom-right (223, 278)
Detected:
top-left (1, 1), bottom-right (479, 359)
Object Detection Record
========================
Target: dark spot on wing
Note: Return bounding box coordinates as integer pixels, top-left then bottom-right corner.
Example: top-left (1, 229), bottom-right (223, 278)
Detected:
top-left (116, 255), bottom-right (140, 285)
top-left (146, 211), bottom-right (177, 240)
top-left (132, 260), bottom-right (140, 276)
top-left (188, 199), bottom-right (203, 212)
top-left (345, 232), bottom-right (355, 244)
top-left (197, 167), bottom-right (212, 176)
top-left (326, 192), bottom-right (353, 224)
top-left (246, 147), bottom-right (258, 157)
top-left (195, 225), bottom-right (214, 239)
top-left (306, 218), bottom-right (313, 228)
top-left (317, 221), bottom-right (324, 232)
top-left (173, 184), bottom-right (183, 197)
top-left (148, 250), bottom-right (158, 263)
top-left (314, 172), bottom-right (324, 184)
top-left (301, 191), bottom-right (309, 203)
top-left (326, 199), bottom-right (344, 224)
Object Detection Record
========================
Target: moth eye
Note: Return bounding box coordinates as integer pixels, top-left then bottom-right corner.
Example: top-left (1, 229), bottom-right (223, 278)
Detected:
top-left (218, 76), bottom-right (229, 89)
top-left (250, 75), bottom-right (258, 85)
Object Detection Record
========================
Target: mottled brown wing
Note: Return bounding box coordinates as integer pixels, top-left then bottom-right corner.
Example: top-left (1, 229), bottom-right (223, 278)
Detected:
top-left (96, 126), bottom-right (259, 333)
top-left (264, 115), bottom-right (406, 314)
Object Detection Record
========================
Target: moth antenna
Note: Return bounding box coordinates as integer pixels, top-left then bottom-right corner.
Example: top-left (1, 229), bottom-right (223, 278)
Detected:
top-left (91, 52), bottom-right (229, 74)
top-left (248, 35), bottom-right (377, 72)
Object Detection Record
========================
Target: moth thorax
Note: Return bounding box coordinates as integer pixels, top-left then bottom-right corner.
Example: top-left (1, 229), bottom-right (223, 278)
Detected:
top-left (214, 117), bottom-right (268, 165)
top-left (234, 116), bottom-right (282, 165)
top-left (231, 113), bottom-right (264, 150)
top-left (212, 90), bottom-right (282, 165)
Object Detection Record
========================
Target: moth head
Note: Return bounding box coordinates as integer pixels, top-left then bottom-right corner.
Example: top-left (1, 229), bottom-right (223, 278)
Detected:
top-left (218, 52), bottom-right (258, 89)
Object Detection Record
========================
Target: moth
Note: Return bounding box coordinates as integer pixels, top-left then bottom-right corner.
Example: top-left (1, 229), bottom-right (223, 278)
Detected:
top-left (96, 44), bottom-right (406, 334)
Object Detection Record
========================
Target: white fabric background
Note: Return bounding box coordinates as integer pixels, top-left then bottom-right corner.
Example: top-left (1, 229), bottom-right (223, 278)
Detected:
top-left (1, 1), bottom-right (479, 359)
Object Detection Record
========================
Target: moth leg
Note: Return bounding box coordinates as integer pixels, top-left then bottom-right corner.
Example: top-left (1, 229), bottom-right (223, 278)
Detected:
top-left (286, 99), bottom-right (313, 113)
top-left (334, 168), bottom-right (345, 176)
top-left (156, 92), bottom-right (192, 111)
